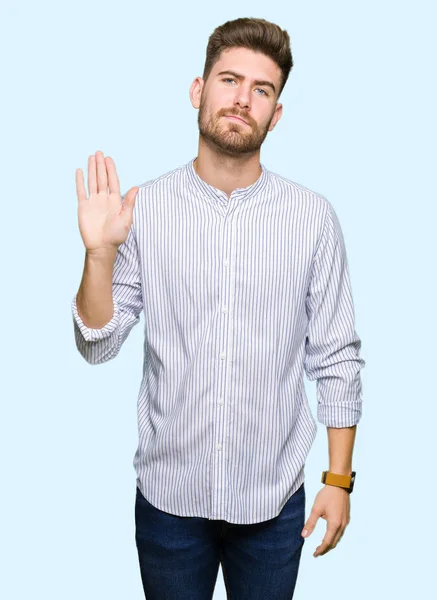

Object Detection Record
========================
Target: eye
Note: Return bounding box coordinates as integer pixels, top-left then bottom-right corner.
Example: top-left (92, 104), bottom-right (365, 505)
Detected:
top-left (222, 78), bottom-right (268, 96)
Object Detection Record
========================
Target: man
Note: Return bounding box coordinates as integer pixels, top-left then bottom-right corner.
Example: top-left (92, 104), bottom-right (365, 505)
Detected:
top-left (73, 17), bottom-right (365, 600)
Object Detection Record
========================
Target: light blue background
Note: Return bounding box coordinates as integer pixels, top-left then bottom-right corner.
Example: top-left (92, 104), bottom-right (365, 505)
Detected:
top-left (1, 0), bottom-right (435, 598)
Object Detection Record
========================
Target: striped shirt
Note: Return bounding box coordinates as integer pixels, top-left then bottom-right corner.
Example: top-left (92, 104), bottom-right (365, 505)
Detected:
top-left (71, 156), bottom-right (365, 525)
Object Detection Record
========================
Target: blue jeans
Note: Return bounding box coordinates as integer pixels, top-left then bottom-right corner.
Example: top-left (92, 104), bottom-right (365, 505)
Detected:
top-left (134, 482), bottom-right (306, 599)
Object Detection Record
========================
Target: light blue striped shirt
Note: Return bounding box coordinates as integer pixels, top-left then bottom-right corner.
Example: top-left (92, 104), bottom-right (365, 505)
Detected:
top-left (71, 157), bottom-right (365, 525)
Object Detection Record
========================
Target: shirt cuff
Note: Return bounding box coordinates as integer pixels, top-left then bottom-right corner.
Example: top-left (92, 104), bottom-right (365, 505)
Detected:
top-left (71, 294), bottom-right (120, 342)
top-left (317, 400), bottom-right (363, 427)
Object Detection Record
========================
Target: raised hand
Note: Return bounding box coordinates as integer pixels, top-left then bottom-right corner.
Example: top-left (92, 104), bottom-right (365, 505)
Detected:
top-left (75, 150), bottom-right (139, 254)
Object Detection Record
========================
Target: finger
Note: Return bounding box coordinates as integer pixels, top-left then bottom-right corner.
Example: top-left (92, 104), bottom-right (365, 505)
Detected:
top-left (331, 524), bottom-right (347, 549)
top-left (95, 150), bottom-right (108, 193)
top-left (76, 168), bottom-right (87, 203)
top-left (88, 155), bottom-right (97, 195)
top-left (105, 156), bottom-right (120, 195)
top-left (330, 529), bottom-right (344, 550)
top-left (313, 524), bottom-right (340, 557)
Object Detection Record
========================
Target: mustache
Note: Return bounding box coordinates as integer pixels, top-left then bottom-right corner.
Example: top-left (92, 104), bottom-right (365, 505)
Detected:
top-left (220, 110), bottom-right (251, 125)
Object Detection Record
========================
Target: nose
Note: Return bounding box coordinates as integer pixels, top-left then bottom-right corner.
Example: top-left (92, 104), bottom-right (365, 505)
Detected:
top-left (233, 85), bottom-right (251, 110)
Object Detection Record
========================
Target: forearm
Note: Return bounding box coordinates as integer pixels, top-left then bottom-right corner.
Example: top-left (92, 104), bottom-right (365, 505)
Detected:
top-left (327, 425), bottom-right (357, 474)
top-left (76, 249), bottom-right (117, 329)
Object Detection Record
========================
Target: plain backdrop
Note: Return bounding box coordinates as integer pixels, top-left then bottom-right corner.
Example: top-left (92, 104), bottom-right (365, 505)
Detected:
top-left (1, 1), bottom-right (436, 598)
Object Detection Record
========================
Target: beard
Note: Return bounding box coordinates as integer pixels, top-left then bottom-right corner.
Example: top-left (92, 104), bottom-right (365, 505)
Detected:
top-left (197, 96), bottom-right (274, 155)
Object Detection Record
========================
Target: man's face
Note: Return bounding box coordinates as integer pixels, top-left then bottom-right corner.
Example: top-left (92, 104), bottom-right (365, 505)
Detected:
top-left (191, 47), bottom-right (283, 156)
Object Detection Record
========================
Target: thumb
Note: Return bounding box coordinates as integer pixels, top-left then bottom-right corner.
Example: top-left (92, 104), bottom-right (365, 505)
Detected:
top-left (301, 511), bottom-right (319, 538)
top-left (123, 186), bottom-right (139, 210)
top-left (121, 186), bottom-right (139, 219)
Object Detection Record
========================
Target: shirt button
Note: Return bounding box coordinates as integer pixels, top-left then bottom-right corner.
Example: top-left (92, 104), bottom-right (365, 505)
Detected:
top-left (224, 259), bottom-right (229, 266)
top-left (220, 353), bottom-right (226, 360)
top-left (222, 306), bottom-right (228, 313)
top-left (216, 443), bottom-right (222, 451)
top-left (218, 398), bottom-right (224, 406)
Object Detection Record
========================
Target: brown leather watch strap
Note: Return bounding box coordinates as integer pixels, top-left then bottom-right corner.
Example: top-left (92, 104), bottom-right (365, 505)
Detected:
top-left (321, 470), bottom-right (355, 492)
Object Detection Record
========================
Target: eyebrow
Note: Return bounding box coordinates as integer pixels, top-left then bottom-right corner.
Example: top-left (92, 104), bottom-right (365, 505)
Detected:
top-left (216, 70), bottom-right (276, 95)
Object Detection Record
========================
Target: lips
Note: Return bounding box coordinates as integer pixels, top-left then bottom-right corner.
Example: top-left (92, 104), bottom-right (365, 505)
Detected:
top-left (225, 115), bottom-right (248, 125)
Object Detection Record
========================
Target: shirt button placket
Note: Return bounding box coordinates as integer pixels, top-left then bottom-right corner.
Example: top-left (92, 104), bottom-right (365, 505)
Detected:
top-left (213, 237), bottom-right (231, 518)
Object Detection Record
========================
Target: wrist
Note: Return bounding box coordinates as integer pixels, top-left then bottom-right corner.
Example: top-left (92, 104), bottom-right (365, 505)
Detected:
top-left (328, 468), bottom-right (353, 475)
top-left (85, 247), bottom-right (118, 263)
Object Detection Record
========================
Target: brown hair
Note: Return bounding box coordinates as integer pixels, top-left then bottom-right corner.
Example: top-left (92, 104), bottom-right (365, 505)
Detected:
top-left (202, 17), bottom-right (293, 99)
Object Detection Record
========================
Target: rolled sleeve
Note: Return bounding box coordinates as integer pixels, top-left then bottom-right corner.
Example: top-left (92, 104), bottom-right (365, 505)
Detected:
top-left (303, 200), bottom-right (366, 427)
top-left (71, 195), bottom-right (143, 365)
top-left (71, 294), bottom-right (121, 342)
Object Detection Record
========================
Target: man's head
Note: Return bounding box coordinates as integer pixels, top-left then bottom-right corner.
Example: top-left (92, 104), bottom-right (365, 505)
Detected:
top-left (190, 18), bottom-right (293, 156)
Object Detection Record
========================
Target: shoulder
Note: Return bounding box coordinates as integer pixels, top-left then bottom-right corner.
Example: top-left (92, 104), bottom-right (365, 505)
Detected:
top-left (266, 169), bottom-right (344, 251)
top-left (121, 162), bottom-right (187, 202)
top-left (136, 162), bottom-right (187, 196)
top-left (267, 168), bottom-right (330, 214)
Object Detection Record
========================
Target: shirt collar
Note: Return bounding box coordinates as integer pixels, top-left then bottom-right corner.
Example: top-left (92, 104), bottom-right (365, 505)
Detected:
top-left (186, 157), bottom-right (270, 204)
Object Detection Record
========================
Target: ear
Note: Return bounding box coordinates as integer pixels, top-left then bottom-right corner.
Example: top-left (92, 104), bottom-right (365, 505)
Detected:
top-left (189, 77), bottom-right (204, 109)
top-left (268, 103), bottom-right (283, 132)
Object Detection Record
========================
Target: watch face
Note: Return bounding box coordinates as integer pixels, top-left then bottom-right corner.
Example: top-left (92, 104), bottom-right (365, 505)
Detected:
top-left (350, 471), bottom-right (356, 490)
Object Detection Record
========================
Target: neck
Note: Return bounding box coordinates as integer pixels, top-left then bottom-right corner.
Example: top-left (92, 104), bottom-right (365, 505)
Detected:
top-left (193, 138), bottom-right (262, 198)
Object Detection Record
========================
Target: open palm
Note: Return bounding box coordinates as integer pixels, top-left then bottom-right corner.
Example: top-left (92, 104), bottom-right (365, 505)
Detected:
top-left (75, 150), bottom-right (138, 253)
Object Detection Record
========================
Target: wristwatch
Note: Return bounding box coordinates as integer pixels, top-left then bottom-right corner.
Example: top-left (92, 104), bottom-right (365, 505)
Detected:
top-left (321, 470), bottom-right (356, 494)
